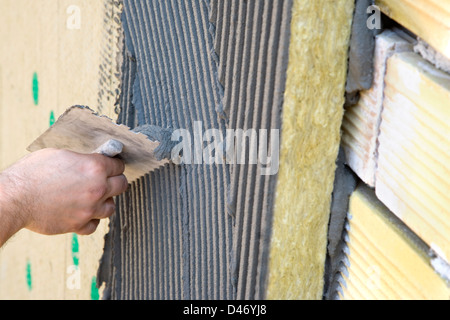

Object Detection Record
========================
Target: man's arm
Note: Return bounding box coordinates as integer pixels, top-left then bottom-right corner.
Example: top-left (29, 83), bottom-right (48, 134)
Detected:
top-left (0, 183), bottom-right (23, 247)
top-left (0, 148), bottom-right (128, 248)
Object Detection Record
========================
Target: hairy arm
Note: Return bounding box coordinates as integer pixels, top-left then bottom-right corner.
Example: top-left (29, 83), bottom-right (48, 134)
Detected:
top-left (0, 181), bottom-right (24, 247)
top-left (0, 149), bottom-right (128, 247)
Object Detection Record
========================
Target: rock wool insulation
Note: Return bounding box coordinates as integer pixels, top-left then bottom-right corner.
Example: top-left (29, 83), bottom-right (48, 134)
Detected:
top-left (267, 0), bottom-right (354, 299)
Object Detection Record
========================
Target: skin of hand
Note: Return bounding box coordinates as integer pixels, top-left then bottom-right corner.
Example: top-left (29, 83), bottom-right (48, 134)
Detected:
top-left (0, 148), bottom-right (128, 247)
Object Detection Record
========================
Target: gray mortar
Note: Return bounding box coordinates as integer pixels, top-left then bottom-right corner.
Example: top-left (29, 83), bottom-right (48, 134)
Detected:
top-left (132, 125), bottom-right (176, 161)
top-left (324, 147), bottom-right (357, 300)
top-left (345, 0), bottom-right (376, 106)
top-left (98, 0), bottom-right (293, 300)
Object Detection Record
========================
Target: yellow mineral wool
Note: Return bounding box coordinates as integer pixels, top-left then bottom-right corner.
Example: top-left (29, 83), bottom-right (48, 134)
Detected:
top-left (267, 0), bottom-right (355, 300)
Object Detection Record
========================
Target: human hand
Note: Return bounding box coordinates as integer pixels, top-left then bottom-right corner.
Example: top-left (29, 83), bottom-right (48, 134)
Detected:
top-left (0, 148), bottom-right (128, 243)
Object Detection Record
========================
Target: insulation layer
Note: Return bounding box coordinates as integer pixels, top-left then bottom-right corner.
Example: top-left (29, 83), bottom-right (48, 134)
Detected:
top-left (267, 0), bottom-right (355, 300)
top-left (376, 52), bottom-right (450, 263)
top-left (376, 0), bottom-right (450, 60)
top-left (101, 0), bottom-right (293, 300)
top-left (339, 185), bottom-right (450, 300)
top-left (342, 30), bottom-right (413, 187)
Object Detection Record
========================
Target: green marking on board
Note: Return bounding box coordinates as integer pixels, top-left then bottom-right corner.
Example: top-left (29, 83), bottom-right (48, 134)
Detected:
top-left (26, 260), bottom-right (32, 291)
top-left (91, 276), bottom-right (100, 300)
top-left (32, 72), bottom-right (39, 106)
top-left (71, 233), bottom-right (79, 267)
top-left (49, 110), bottom-right (55, 126)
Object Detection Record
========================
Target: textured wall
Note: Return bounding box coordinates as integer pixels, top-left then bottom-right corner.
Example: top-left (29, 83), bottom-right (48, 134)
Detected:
top-left (99, 0), bottom-right (293, 300)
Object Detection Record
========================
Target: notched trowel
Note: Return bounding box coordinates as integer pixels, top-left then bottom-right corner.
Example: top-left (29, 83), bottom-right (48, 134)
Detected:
top-left (27, 106), bottom-right (171, 183)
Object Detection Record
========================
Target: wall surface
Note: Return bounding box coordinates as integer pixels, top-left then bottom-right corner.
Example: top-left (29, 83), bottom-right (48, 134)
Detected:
top-left (0, 0), bottom-right (120, 300)
top-left (1, 0), bottom-right (357, 300)
top-left (337, 0), bottom-right (450, 300)
top-left (99, 0), bottom-right (294, 300)
top-left (339, 184), bottom-right (450, 299)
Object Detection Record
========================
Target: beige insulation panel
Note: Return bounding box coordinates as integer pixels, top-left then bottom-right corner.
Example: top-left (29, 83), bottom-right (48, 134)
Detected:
top-left (342, 30), bottom-right (413, 187)
top-left (376, 0), bottom-right (450, 60)
top-left (0, 0), bottom-right (120, 299)
top-left (375, 51), bottom-right (450, 265)
top-left (339, 185), bottom-right (450, 300)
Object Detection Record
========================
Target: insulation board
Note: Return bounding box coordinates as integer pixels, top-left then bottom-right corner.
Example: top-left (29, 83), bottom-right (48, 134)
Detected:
top-left (337, 185), bottom-right (450, 300)
top-left (376, 0), bottom-right (450, 60)
top-left (267, 0), bottom-right (355, 300)
top-left (375, 51), bottom-right (450, 263)
top-left (342, 30), bottom-right (413, 187)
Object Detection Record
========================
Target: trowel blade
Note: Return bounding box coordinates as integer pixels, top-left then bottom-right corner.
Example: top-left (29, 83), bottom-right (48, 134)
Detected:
top-left (27, 106), bottom-right (169, 183)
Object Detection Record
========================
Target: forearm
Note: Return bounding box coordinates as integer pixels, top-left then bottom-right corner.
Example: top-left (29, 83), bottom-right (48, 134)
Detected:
top-left (0, 174), bottom-right (25, 247)
top-left (0, 205), bottom-right (22, 248)
top-left (0, 149), bottom-right (127, 246)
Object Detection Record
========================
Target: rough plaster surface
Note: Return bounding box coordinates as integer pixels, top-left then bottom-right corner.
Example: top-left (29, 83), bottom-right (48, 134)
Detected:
top-left (97, 0), bottom-right (124, 118)
top-left (131, 125), bottom-right (176, 161)
top-left (99, 0), bottom-right (293, 300)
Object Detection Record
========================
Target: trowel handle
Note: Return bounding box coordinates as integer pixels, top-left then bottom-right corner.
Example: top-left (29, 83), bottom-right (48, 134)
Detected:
top-left (94, 139), bottom-right (124, 158)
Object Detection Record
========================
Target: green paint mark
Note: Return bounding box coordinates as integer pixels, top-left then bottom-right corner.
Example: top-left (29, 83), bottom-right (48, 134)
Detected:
top-left (49, 110), bottom-right (55, 127)
top-left (26, 260), bottom-right (32, 291)
top-left (71, 233), bottom-right (79, 267)
top-left (91, 276), bottom-right (100, 300)
top-left (32, 72), bottom-right (39, 106)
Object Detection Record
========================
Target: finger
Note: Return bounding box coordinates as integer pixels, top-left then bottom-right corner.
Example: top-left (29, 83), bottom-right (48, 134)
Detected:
top-left (96, 155), bottom-right (125, 177)
top-left (76, 219), bottom-right (100, 236)
top-left (105, 174), bottom-right (129, 199)
top-left (93, 198), bottom-right (116, 220)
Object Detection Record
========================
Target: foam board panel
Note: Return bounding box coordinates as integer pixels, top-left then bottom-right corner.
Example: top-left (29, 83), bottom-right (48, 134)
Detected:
top-left (375, 51), bottom-right (450, 263)
top-left (342, 30), bottom-right (413, 187)
top-left (338, 185), bottom-right (450, 300)
top-left (376, 0), bottom-right (450, 60)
